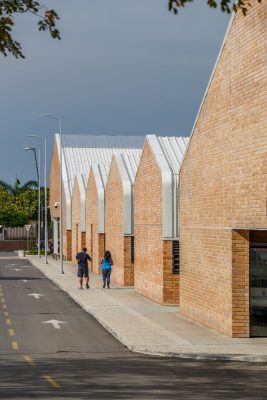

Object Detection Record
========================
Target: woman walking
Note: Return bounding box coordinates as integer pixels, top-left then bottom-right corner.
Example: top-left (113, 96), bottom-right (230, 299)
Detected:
top-left (100, 250), bottom-right (113, 288)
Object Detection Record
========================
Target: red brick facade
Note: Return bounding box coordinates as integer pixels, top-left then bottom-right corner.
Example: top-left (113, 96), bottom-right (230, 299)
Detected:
top-left (179, 2), bottom-right (267, 336)
top-left (86, 170), bottom-right (105, 274)
top-left (134, 143), bottom-right (179, 304)
top-left (71, 177), bottom-right (84, 264)
top-left (105, 159), bottom-right (134, 286)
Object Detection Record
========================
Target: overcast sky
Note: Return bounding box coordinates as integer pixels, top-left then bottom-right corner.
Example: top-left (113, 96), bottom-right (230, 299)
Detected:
top-left (0, 0), bottom-right (230, 184)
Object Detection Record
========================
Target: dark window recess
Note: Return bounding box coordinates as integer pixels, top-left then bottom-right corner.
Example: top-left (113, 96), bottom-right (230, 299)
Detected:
top-left (173, 241), bottom-right (179, 274)
top-left (131, 236), bottom-right (135, 264)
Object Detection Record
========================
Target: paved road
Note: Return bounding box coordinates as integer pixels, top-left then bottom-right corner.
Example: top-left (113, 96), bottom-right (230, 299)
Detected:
top-left (1, 254), bottom-right (267, 399)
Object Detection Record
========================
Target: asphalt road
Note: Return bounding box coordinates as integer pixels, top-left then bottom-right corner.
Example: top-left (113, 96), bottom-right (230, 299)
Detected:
top-left (1, 253), bottom-right (267, 399)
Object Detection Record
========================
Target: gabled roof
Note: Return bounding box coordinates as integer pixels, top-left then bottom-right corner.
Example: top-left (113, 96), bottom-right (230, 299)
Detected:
top-left (144, 135), bottom-right (189, 238)
top-left (88, 163), bottom-right (109, 234)
top-left (54, 134), bottom-right (145, 230)
top-left (113, 152), bottom-right (142, 234)
top-left (73, 174), bottom-right (87, 232)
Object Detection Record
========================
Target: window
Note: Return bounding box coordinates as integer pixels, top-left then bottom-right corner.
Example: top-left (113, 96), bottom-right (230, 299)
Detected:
top-left (131, 236), bottom-right (135, 264)
top-left (173, 241), bottom-right (179, 274)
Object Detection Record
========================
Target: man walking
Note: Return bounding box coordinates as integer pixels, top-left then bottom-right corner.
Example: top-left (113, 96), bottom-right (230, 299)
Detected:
top-left (76, 247), bottom-right (92, 289)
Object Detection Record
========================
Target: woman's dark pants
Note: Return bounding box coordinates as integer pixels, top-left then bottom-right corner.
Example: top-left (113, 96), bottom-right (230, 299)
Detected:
top-left (102, 269), bottom-right (111, 286)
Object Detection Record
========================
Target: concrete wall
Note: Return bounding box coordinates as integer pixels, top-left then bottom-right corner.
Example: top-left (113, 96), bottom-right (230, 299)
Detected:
top-left (134, 143), bottom-right (179, 304)
top-left (105, 159), bottom-right (133, 286)
top-left (179, 1), bottom-right (267, 336)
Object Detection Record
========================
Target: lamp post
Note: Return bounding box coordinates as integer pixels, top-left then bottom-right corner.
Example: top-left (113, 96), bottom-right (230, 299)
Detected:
top-left (42, 114), bottom-right (64, 274)
top-left (25, 146), bottom-right (41, 258)
top-left (27, 135), bottom-right (48, 264)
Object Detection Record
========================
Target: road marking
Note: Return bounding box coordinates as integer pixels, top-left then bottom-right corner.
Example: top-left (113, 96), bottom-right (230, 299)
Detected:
top-left (6, 319), bottom-right (11, 325)
top-left (22, 279), bottom-right (28, 283)
top-left (1, 298), bottom-right (5, 303)
top-left (28, 293), bottom-right (45, 299)
top-left (4, 311), bottom-right (8, 316)
top-left (43, 375), bottom-right (60, 389)
top-left (3, 304), bottom-right (7, 309)
top-left (23, 355), bottom-right (36, 366)
top-left (12, 341), bottom-right (18, 350)
top-left (13, 269), bottom-right (20, 271)
top-left (42, 320), bottom-right (67, 329)
top-left (8, 329), bottom-right (15, 336)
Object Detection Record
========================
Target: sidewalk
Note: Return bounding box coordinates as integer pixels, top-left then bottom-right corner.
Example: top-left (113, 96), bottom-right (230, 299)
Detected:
top-left (26, 255), bottom-right (267, 362)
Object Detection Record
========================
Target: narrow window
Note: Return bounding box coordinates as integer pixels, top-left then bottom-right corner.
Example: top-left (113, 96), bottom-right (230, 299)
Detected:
top-left (131, 236), bottom-right (135, 264)
top-left (173, 241), bottom-right (179, 274)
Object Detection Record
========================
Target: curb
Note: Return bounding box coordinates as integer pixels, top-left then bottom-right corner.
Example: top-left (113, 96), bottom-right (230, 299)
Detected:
top-left (27, 257), bottom-right (267, 363)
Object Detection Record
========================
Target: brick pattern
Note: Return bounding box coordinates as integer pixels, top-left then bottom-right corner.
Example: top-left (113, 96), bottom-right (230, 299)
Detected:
top-left (163, 241), bottom-right (179, 304)
top-left (232, 230), bottom-right (250, 337)
top-left (71, 178), bottom-right (83, 264)
top-left (105, 159), bottom-right (134, 286)
top-left (179, 2), bottom-right (267, 336)
top-left (86, 171), bottom-right (104, 274)
top-left (135, 143), bottom-right (179, 304)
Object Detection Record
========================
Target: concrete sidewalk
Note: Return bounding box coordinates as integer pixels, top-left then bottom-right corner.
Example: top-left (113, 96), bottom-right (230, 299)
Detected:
top-left (26, 255), bottom-right (267, 362)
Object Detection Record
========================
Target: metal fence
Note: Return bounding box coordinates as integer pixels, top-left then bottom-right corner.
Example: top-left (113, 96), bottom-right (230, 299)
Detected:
top-left (1, 225), bottom-right (37, 240)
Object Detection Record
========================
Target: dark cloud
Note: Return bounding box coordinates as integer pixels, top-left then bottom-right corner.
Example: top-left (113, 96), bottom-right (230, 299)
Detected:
top-left (0, 0), bottom-right (229, 184)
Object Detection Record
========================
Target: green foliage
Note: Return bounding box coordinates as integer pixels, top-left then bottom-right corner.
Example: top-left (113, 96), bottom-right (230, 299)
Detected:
top-left (0, 180), bottom-right (39, 227)
top-left (168, 0), bottom-right (263, 15)
top-left (0, 0), bottom-right (60, 59)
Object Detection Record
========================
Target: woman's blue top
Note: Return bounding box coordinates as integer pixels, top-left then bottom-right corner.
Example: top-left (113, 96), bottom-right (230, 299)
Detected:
top-left (101, 258), bottom-right (112, 270)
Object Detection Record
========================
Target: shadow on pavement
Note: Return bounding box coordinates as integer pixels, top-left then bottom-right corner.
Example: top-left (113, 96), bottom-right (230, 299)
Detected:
top-left (0, 355), bottom-right (267, 399)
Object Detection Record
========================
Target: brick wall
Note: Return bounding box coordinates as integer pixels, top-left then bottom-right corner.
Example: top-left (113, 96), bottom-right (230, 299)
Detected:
top-left (0, 241), bottom-right (28, 251)
top-left (232, 230), bottom-right (250, 337)
top-left (135, 143), bottom-right (179, 304)
top-left (71, 178), bottom-right (83, 264)
top-left (86, 171), bottom-right (105, 274)
top-left (179, 2), bottom-right (267, 336)
top-left (105, 159), bottom-right (133, 286)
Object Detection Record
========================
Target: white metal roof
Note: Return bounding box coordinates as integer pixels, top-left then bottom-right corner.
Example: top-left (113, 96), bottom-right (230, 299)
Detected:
top-left (55, 134), bottom-right (144, 230)
top-left (88, 163), bottom-right (109, 234)
top-left (113, 152), bottom-right (141, 235)
top-left (145, 135), bottom-right (189, 239)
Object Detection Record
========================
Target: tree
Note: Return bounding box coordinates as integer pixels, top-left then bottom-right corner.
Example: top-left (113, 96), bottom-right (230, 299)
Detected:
top-left (168, 0), bottom-right (263, 15)
top-left (0, 178), bottom-right (38, 197)
top-left (0, 0), bottom-right (60, 59)
top-left (0, 0), bottom-right (263, 59)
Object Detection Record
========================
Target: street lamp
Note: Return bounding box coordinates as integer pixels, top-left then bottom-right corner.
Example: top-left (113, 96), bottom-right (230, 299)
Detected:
top-left (42, 114), bottom-right (64, 274)
top-left (27, 135), bottom-right (48, 265)
top-left (24, 146), bottom-right (41, 259)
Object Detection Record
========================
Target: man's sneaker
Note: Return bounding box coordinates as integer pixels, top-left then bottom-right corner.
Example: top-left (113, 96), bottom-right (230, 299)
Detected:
top-left (86, 283), bottom-right (89, 289)
top-left (103, 283), bottom-right (106, 288)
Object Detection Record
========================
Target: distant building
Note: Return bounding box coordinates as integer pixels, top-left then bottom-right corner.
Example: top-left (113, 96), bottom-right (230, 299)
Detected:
top-left (49, 134), bottom-right (144, 260)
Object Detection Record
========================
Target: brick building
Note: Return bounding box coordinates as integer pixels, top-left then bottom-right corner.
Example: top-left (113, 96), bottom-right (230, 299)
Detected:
top-left (179, 2), bottom-right (267, 337)
top-left (86, 163), bottom-right (108, 274)
top-left (105, 152), bottom-right (141, 286)
top-left (71, 174), bottom-right (87, 263)
top-left (50, 134), bottom-right (144, 261)
top-left (134, 135), bottom-right (189, 304)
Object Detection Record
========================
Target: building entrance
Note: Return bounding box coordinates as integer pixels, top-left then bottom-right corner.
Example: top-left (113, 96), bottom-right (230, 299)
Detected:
top-left (250, 231), bottom-right (267, 337)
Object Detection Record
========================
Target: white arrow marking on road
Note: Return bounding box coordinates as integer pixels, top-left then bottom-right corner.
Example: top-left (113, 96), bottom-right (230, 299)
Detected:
top-left (42, 320), bottom-right (67, 329)
top-left (28, 293), bottom-right (45, 299)
top-left (11, 264), bottom-right (16, 266)
top-left (22, 280), bottom-right (28, 283)
top-left (13, 269), bottom-right (20, 271)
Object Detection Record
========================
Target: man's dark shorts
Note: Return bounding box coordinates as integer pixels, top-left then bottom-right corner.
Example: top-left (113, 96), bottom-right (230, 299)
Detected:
top-left (77, 265), bottom-right (89, 278)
